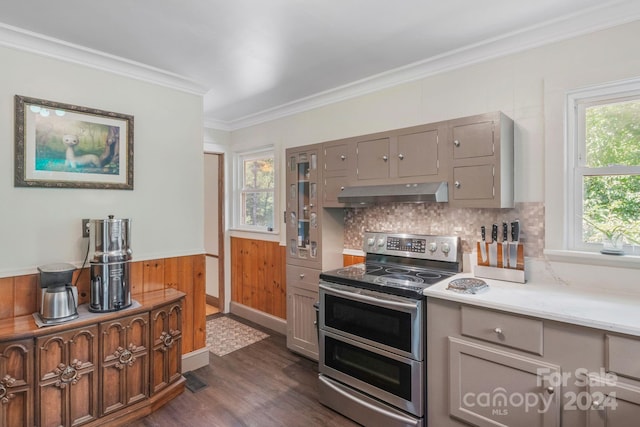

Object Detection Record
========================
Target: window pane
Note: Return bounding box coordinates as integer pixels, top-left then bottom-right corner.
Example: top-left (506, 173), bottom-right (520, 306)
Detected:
top-left (243, 158), bottom-right (274, 190)
top-left (583, 175), bottom-right (640, 244)
top-left (585, 99), bottom-right (640, 167)
top-left (242, 191), bottom-right (274, 227)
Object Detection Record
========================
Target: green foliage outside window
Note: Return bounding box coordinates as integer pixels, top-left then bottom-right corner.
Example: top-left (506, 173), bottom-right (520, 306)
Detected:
top-left (583, 99), bottom-right (640, 245)
top-left (242, 157), bottom-right (274, 228)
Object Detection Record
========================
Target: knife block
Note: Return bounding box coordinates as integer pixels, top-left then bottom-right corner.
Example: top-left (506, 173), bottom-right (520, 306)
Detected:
top-left (475, 242), bottom-right (525, 283)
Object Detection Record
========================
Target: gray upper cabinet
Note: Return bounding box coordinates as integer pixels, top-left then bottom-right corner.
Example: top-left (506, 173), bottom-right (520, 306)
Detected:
top-left (323, 139), bottom-right (351, 208)
top-left (351, 122), bottom-right (447, 186)
top-left (449, 112), bottom-right (514, 208)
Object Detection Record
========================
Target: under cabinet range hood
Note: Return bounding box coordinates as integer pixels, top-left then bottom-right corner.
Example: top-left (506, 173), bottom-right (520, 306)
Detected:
top-left (337, 181), bottom-right (448, 205)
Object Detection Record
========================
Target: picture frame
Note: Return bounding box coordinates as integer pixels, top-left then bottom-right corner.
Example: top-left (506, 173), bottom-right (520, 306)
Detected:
top-left (14, 95), bottom-right (134, 190)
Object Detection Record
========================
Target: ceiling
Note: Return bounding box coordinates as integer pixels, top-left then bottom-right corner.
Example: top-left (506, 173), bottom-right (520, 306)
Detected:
top-left (0, 1), bottom-right (639, 129)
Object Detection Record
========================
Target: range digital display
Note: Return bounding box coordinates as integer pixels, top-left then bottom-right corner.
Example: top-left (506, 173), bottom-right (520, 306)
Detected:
top-left (386, 237), bottom-right (426, 253)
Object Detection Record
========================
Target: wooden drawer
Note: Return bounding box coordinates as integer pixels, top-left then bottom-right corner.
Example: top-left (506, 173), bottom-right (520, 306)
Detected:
top-left (287, 265), bottom-right (320, 290)
top-left (460, 305), bottom-right (543, 355)
top-left (607, 334), bottom-right (640, 381)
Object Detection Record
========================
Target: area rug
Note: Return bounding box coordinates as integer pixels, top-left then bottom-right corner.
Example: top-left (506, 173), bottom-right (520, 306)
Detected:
top-left (206, 316), bottom-right (269, 356)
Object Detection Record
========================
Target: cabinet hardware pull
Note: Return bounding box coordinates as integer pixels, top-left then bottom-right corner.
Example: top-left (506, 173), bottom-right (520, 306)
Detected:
top-left (299, 273), bottom-right (305, 279)
top-left (454, 181), bottom-right (461, 189)
top-left (592, 400), bottom-right (604, 410)
top-left (119, 349), bottom-right (134, 364)
top-left (309, 203), bottom-right (314, 208)
top-left (454, 139), bottom-right (460, 147)
top-left (493, 327), bottom-right (503, 335)
top-left (340, 186), bottom-right (344, 191)
top-left (398, 154), bottom-right (404, 160)
top-left (382, 155), bottom-right (388, 161)
top-left (163, 334), bottom-right (174, 348)
top-left (546, 386), bottom-right (555, 395)
top-left (340, 155), bottom-right (346, 160)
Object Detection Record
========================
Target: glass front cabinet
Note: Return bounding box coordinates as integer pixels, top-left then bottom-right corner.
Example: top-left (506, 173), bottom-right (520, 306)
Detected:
top-left (286, 145), bottom-right (322, 268)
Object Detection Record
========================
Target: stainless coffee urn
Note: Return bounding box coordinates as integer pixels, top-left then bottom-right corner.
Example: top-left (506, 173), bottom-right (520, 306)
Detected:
top-left (89, 215), bottom-right (132, 312)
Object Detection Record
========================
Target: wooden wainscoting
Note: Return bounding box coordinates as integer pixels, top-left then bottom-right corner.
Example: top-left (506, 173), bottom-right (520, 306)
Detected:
top-left (231, 237), bottom-right (286, 319)
top-left (343, 254), bottom-right (365, 266)
top-left (0, 254), bottom-right (206, 355)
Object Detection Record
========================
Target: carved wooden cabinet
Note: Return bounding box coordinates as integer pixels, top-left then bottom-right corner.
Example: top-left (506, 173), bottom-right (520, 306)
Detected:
top-left (99, 313), bottom-right (149, 416)
top-left (0, 289), bottom-right (185, 427)
top-left (150, 300), bottom-right (182, 395)
top-left (36, 325), bottom-right (99, 427)
top-left (0, 339), bottom-right (33, 427)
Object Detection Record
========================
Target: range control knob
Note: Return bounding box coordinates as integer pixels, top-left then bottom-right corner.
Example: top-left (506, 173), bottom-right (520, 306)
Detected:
top-left (367, 237), bottom-right (375, 247)
top-left (428, 242), bottom-right (438, 253)
top-left (377, 238), bottom-right (385, 247)
top-left (441, 242), bottom-right (451, 254)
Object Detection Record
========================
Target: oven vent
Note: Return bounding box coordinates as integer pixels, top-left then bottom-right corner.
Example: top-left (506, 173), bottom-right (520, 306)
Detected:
top-left (337, 181), bottom-right (448, 205)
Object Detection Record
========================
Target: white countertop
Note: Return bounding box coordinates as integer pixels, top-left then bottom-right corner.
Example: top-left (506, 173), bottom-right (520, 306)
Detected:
top-left (424, 272), bottom-right (640, 337)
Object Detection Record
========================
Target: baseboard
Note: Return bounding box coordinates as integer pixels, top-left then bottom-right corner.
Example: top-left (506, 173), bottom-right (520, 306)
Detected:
top-left (206, 294), bottom-right (219, 307)
top-left (229, 301), bottom-right (287, 335)
top-left (182, 347), bottom-right (210, 372)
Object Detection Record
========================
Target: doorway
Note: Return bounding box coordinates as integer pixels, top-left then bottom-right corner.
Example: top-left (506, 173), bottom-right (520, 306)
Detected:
top-left (204, 153), bottom-right (224, 314)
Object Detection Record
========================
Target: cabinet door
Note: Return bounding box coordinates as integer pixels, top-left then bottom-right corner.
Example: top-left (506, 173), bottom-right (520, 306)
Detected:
top-left (587, 374), bottom-right (640, 427)
top-left (0, 339), bottom-right (33, 427)
top-left (356, 138), bottom-right (390, 180)
top-left (286, 146), bottom-right (322, 268)
top-left (397, 130), bottom-right (438, 178)
top-left (100, 313), bottom-right (149, 416)
top-left (37, 326), bottom-right (99, 427)
top-left (453, 164), bottom-right (494, 201)
top-left (286, 265), bottom-right (320, 361)
top-left (449, 337), bottom-right (560, 427)
top-left (324, 143), bottom-right (349, 176)
top-left (150, 301), bottom-right (183, 395)
top-left (452, 120), bottom-right (494, 159)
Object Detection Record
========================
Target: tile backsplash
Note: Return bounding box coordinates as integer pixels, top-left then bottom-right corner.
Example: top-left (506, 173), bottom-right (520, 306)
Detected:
top-left (343, 202), bottom-right (544, 258)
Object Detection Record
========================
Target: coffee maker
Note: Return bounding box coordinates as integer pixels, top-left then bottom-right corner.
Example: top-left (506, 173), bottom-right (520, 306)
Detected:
top-left (89, 215), bottom-right (132, 312)
top-left (37, 263), bottom-right (79, 324)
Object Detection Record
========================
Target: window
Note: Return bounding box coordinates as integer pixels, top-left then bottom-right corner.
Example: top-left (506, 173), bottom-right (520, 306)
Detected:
top-left (233, 147), bottom-right (276, 231)
top-left (567, 79), bottom-right (640, 253)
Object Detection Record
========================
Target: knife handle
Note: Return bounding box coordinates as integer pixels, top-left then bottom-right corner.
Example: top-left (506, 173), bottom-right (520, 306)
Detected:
top-left (502, 222), bottom-right (508, 242)
top-left (511, 221), bottom-right (520, 242)
top-left (491, 224), bottom-right (498, 242)
top-left (481, 226), bottom-right (486, 241)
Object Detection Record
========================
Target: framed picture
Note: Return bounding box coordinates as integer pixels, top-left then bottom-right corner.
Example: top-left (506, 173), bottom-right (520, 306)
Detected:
top-left (14, 95), bottom-right (134, 189)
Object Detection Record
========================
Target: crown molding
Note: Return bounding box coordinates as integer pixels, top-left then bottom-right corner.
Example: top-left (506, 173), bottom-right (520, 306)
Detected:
top-left (211, 0), bottom-right (640, 131)
top-left (0, 23), bottom-right (208, 95)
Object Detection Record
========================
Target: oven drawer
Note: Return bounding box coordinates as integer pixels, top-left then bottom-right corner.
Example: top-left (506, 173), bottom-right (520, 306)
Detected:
top-left (320, 329), bottom-right (424, 417)
top-left (460, 305), bottom-right (543, 355)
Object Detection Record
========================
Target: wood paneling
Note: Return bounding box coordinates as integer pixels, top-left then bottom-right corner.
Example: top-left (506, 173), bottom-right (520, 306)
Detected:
top-left (231, 237), bottom-right (287, 320)
top-left (343, 254), bottom-right (365, 266)
top-left (0, 254), bottom-right (205, 355)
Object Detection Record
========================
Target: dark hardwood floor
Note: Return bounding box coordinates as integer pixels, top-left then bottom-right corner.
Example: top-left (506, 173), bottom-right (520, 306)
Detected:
top-left (130, 315), bottom-right (359, 427)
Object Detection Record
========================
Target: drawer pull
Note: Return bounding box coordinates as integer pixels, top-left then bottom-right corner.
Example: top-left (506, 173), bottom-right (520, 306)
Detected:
top-left (398, 154), bottom-right (404, 160)
top-left (340, 155), bottom-right (346, 161)
top-left (493, 327), bottom-right (503, 335)
top-left (299, 273), bottom-right (305, 279)
top-left (454, 181), bottom-right (461, 189)
top-left (546, 386), bottom-right (555, 395)
top-left (592, 400), bottom-right (603, 410)
top-left (382, 155), bottom-right (388, 162)
top-left (454, 139), bottom-right (460, 147)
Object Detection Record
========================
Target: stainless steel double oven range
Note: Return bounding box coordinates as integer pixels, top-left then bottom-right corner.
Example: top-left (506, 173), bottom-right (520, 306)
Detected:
top-left (318, 231), bottom-right (462, 427)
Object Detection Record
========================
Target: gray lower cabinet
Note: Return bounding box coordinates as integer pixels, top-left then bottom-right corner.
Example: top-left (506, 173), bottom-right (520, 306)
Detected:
top-left (427, 297), bottom-right (640, 427)
top-left (286, 265), bottom-right (320, 360)
top-left (448, 337), bottom-right (560, 427)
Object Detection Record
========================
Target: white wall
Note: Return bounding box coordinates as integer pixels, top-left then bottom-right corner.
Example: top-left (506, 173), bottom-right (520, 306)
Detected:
top-left (0, 45), bottom-right (205, 277)
top-left (228, 20), bottom-right (640, 243)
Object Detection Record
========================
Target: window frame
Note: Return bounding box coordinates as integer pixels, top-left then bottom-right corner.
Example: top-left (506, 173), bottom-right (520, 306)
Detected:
top-left (232, 146), bottom-right (277, 233)
top-left (566, 79), bottom-right (640, 252)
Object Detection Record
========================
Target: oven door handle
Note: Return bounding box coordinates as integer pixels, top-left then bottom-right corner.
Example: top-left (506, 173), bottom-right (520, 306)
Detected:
top-left (320, 283), bottom-right (419, 311)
